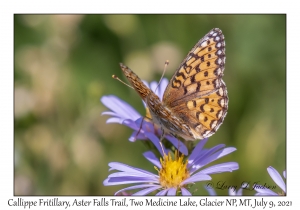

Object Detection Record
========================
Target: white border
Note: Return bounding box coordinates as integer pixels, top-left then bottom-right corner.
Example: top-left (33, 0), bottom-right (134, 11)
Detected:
top-left (1, 0), bottom-right (298, 209)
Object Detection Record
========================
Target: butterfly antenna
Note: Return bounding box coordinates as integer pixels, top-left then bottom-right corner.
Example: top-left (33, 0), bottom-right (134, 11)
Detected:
top-left (112, 75), bottom-right (134, 90)
top-left (154, 60), bottom-right (169, 94)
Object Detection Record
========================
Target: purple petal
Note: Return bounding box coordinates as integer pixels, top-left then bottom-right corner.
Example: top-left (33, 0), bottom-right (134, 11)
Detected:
top-left (191, 144), bottom-right (226, 167)
top-left (101, 111), bottom-right (120, 117)
top-left (236, 187), bottom-right (243, 196)
top-left (165, 135), bottom-right (188, 155)
top-left (122, 119), bottom-right (139, 130)
top-left (181, 174), bottom-right (211, 185)
top-left (188, 138), bottom-right (208, 166)
top-left (195, 162), bottom-right (239, 175)
top-left (101, 95), bottom-right (141, 120)
top-left (283, 170), bottom-right (286, 179)
top-left (106, 117), bottom-right (123, 124)
top-left (132, 186), bottom-right (162, 195)
top-left (228, 188), bottom-right (236, 196)
top-left (104, 176), bottom-right (159, 186)
top-left (143, 151), bottom-right (162, 169)
top-left (267, 166), bottom-right (286, 192)
top-left (181, 187), bottom-right (192, 196)
top-left (137, 118), bottom-right (156, 133)
top-left (108, 172), bottom-right (156, 179)
top-left (125, 118), bottom-right (156, 137)
top-left (150, 81), bottom-right (159, 95)
top-left (144, 132), bottom-right (166, 157)
top-left (150, 78), bottom-right (168, 101)
top-left (108, 162), bottom-right (158, 177)
top-left (158, 78), bottom-right (169, 100)
top-left (167, 187), bottom-right (177, 195)
top-left (125, 119), bottom-right (153, 141)
top-left (128, 130), bottom-right (147, 141)
top-left (147, 78), bottom-right (168, 101)
top-left (199, 147), bottom-right (236, 165)
top-left (114, 184), bottom-right (158, 195)
top-left (156, 188), bottom-right (168, 196)
top-left (190, 147), bottom-right (236, 174)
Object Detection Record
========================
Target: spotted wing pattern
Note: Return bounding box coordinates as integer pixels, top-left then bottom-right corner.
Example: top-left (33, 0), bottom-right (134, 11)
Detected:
top-left (120, 28), bottom-right (228, 140)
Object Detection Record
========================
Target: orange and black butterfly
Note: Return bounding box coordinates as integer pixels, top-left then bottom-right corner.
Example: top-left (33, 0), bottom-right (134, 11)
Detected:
top-left (120, 28), bottom-right (228, 141)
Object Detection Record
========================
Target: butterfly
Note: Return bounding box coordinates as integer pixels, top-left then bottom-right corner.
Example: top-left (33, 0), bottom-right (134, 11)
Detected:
top-left (119, 28), bottom-right (228, 141)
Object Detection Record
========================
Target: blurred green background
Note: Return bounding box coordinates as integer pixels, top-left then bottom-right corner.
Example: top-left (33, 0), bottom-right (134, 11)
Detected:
top-left (14, 14), bottom-right (286, 195)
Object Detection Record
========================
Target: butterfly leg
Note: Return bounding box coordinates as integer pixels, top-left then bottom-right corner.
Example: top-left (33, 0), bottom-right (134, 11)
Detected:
top-left (132, 117), bottom-right (145, 141)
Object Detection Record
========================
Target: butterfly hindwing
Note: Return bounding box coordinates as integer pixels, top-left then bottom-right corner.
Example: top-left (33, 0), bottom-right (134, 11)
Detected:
top-left (162, 28), bottom-right (228, 139)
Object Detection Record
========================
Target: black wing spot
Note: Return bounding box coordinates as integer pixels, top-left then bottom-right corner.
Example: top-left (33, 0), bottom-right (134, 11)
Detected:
top-left (204, 71), bottom-right (208, 77)
top-left (172, 79), bottom-right (181, 89)
top-left (176, 72), bottom-right (186, 80)
top-left (207, 61), bottom-right (210, 67)
top-left (185, 66), bottom-right (191, 74)
top-left (200, 56), bottom-right (204, 62)
top-left (195, 64), bottom-right (201, 73)
top-left (190, 74), bottom-right (196, 83)
top-left (196, 82), bottom-right (201, 92)
top-left (192, 100), bottom-right (196, 107)
top-left (183, 87), bottom-right (188, 95)
top-left (191, 52), bottom-right (200, 59)
top-left (200, 104), bottom-right (205, 112)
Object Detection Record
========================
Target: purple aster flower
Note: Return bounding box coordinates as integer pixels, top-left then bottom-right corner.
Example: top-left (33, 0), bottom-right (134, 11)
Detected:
top-left (254, 166), bottom-right (286, 196)
top-left (101, 78), bottom-right (188, 155)
top-left (103, 138), bottom-right (239, 195)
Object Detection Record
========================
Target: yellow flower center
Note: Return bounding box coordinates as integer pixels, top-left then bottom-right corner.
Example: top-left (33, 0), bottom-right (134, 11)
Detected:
top-left (155, 151), bottom-right (190, 189)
